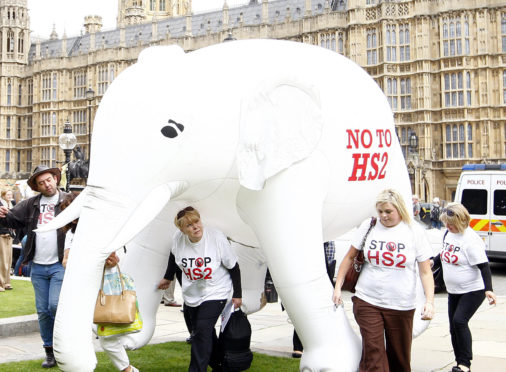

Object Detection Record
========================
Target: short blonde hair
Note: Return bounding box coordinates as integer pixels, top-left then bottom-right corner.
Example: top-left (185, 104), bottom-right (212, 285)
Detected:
top-left (174, 206), bottom-right (201, 230)
top-left (0, 189), bottom-right (12, 199)
top-left (440, 202), bottom-right (470, 233)
top-left (376, 189), bottom-right (412, 224)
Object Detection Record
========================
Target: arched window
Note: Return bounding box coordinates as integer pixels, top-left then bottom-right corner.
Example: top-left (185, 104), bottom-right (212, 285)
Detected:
top-left (160, 0), bottom-right (166, 11)
top-left (7, 30), bottom-right (14, 52)
top-left (18, 32), bottom-right (24, 53)
top-left (7, 82), bottom-right (12, 106)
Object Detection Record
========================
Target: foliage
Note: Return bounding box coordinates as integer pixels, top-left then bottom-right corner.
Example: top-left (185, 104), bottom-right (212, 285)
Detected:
top-left (0, 342), bottom-right (300, 371)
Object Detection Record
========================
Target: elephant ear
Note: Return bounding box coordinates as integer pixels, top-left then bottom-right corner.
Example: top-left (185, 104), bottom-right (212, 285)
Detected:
top-left (237, 78), bottom-right (323, 190)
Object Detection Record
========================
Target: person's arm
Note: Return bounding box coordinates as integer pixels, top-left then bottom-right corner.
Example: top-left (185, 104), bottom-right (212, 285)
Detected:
top-left (332, 245), bottom-right (359, 305)
top-left (158, 253), bottom-right (177, 290)
top-left (228, 263), bottom-right (242, 308)
top-left (418, 259), bottom-right (435, 320)
top-left (477, 262), bottom-right (497, 305)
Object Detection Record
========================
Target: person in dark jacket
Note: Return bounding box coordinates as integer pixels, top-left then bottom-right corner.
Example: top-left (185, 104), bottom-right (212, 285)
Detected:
top-left (0, 165), bottom-right (68, 368)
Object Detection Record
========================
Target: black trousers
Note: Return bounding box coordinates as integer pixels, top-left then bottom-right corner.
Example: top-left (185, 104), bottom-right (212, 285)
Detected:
top-left (186, 299), bottom-right (226, 372)
top-left (448, 290), bottom-right (485, 368)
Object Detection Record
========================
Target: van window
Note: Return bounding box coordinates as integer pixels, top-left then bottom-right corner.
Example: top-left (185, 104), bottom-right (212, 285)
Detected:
top-left (494, 190), bottom-right (506, 216)
top-left (461, 189), bottom-right (487, 215)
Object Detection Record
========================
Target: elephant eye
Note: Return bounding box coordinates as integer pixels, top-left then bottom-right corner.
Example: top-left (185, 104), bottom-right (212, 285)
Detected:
top-left (161, 119), bottom-right (185, 138)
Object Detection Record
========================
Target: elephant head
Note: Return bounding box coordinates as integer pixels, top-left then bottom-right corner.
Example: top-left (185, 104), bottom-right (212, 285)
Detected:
top-left (43, 40), bottom-right (414, 371)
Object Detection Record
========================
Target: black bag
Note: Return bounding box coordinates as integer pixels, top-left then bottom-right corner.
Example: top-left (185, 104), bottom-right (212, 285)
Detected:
top-left (430, 205), bottom-right (441, 221)
top-left (220, 309), bottom-right (253, 372)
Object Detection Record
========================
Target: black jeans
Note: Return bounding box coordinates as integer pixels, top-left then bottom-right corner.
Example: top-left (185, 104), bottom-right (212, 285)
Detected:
top-left (448, 290), bottom-right (485, 368)
top-left (186, 299), bottom-right (226, 372)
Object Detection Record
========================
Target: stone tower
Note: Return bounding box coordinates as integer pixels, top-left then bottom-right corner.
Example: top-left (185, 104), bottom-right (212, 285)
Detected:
top-left (117, 0), bottom-right (192, 27)
top-left (0, 0), bottom-right (30, 177)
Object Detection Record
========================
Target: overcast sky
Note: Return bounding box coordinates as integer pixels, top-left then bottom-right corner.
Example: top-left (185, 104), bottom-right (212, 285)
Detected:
top-left (28, 0), bottom-right (249, 39)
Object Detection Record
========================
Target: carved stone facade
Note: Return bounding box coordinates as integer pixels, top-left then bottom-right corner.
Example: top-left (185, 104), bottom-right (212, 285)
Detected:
top-left (0, 0), bottom-right (505, 203)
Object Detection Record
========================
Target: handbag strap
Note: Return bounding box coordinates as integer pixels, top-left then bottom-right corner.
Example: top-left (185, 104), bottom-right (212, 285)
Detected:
top-left (99, 261), bottom-right (126, 293)
top-left (357, 217), bottom-right (377, 259)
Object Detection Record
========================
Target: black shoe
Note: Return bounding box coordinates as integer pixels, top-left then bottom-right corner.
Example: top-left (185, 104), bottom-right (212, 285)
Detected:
top-left (42, 346), bottom-right (57, 368)
top-left (292, 351), bottom-right (302, 358)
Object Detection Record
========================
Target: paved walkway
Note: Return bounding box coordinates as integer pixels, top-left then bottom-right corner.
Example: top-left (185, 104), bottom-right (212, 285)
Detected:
top-left (1, 285), bottom-right (505, 371)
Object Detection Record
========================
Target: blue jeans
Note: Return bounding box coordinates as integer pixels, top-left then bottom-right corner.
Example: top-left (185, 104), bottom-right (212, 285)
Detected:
top-left (431, 219), bottom-right (442, 229)
top-left (31, 262), bottom-right (65, 347)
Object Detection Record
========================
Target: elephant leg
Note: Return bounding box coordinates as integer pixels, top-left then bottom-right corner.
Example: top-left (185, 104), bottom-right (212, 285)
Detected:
top-left (237, 153), bottom-right (361, 372)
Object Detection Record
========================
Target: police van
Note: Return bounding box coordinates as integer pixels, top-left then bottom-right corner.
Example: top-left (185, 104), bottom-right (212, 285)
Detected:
top-left (454, 164), bottom-right (506, 261)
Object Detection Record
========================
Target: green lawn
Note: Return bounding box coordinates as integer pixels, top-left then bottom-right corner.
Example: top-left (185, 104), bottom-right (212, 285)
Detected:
top-left (0, 278), bottom-right (36, 318)
top-left (0, 341), bottom-right (300, 371)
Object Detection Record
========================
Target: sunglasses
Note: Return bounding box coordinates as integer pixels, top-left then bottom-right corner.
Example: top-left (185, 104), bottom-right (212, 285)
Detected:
top-left (176, 206), bottom-right (195, 220)
top-left (442, 208), bottom-right (455, 217)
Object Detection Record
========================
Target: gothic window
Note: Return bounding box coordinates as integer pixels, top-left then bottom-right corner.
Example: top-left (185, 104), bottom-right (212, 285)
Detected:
top-left (17, 117), bottom-right (21, 139)
top-left (41, 147), bottom-right (50, 167)
top-left (26, 149), bottom-right (32, 171)
top-left (503, 70), bottom-right (506, 104)
top-left (399, 127), bottom-right (413, 158)
top-left (18, 84), bottom-right (22, 105)
top-left (52, 148), bottom-right (56, 168)
top-left (7, 30), bottom-right (14, 53)
top-left (7, 82), bottom-right (12, 106)
top-left (52, 73), bottom-right (58, 101)
top-left (160, 0), bottom-right (166, 11)
top-left (400, 78), bottom-right (412, 110)
top-left (41, 112), bottom-right (50, 137)
top-left (5, 150), bottom-right (10, 172)
top-left (73, 110), bottom-right (87, 135)
top-left (399, 24), bottom-right (410, 61)
top-left (6, 117), bottom-right (11, 139)
top-left (502, 13), bottom-right (506, 53)
top-left (27, 116), bottom-right (32, 139)
top-left (42, 74), bottom-right (51, 101)
top-left (442, 16), bottom-right (469, 57)
top-left (445, 123), bottom-right (472, 158)
top-left (387, 78), bottom-right (398, 110)
top-left (386, 24), bottom-right (397, 62)
top-left (367, 29), bottom-right (377, 65)
top-left (16, 150), bottom-right (20, 172)
top-left (73, 71), bottom-right (87, 99)
top-left (150, 0), bottom-right (156, 11)
top-left (98, 65), bottom-right (109, 95)
top-left (338, 32), bottom-right (344, 54)
top-left (18, 32), bottom-right (24, 53)
top-left (27, 80), bottom-right (33, 105)
top-left (443, 72), bottom-right (471, 107)
top-left (52, 112), bottom-right (57, 136)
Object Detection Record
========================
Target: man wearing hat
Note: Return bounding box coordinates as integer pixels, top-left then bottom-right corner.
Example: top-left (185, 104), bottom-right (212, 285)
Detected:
top-left (0, 165), bottom-right (68, 368)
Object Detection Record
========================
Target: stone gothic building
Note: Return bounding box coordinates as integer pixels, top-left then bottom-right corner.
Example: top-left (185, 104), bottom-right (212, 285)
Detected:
top-left (0, 0), bottom-right (505, 202)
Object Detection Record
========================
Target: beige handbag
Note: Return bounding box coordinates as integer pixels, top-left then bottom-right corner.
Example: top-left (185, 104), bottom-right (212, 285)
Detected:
top-left (93, 264), bottom-right (136, 324)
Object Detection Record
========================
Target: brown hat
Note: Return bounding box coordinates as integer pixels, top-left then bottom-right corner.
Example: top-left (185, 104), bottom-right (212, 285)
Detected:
top-left (27, 165), bottom-right (61, 191)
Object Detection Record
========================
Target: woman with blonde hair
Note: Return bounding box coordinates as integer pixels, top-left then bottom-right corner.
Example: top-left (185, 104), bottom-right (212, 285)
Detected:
top-left (158, 206), bottom-right (242, 372)
top-left (435, 203), bottom-right (497, 372)
top-left (333, 189), bottom-right (434, 372)
top-left (0, 189), bottom-right (15, 291)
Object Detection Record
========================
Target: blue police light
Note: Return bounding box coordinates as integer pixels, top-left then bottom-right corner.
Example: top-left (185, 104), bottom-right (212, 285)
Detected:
top-left (462, 164), bottom-right (506, 171)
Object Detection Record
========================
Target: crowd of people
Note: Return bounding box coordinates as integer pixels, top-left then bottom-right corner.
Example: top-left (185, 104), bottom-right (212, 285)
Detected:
top-left (0, 165), bottom-right (499, 372)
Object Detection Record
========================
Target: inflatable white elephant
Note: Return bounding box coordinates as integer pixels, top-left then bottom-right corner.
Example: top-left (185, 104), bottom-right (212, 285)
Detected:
top-left (47, 39), bottom-right (416, 371)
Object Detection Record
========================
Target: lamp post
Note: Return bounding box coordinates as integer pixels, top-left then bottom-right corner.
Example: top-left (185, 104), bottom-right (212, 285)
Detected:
top-left (58, 121), bottom-right (77, 192)
top-left (85, 86), bottom-right (95, 161)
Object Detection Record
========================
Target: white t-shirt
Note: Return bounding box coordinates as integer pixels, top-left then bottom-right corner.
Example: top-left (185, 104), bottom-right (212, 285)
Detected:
top-left (33, 194), bottom-right (59, 264)
top-left (353, 218), bottom-right (432, 311)
top-left (440, 227), bottom-right (488, 294)
top-left (171, 227), bottom-right (238, 307)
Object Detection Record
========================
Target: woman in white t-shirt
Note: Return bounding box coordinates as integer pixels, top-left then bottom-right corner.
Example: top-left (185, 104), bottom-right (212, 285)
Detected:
top-left (333, 189), bottom-right (435, 372)
top-left (157, 206), bottom-right (242, 372)
top-left (434, 203), bottom-right (497, 372)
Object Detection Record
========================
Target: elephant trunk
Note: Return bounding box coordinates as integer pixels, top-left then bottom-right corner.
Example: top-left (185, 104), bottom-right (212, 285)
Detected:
top-left (53, 191), bottom-right (134, 371)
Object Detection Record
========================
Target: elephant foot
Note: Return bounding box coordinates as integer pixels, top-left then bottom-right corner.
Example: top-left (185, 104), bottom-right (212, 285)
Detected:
top-left (298, 305), bottom-right (360, 372)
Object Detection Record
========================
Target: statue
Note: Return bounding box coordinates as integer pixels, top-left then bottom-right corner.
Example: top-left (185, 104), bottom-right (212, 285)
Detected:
top-left (68, 146), bottom-right (89, 179)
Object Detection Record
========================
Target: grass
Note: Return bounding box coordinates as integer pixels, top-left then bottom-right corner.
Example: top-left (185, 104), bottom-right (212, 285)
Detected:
top-left (0, 278), bottom-right (36, 318)
top-left (0, 341), bottom-right (301, 371)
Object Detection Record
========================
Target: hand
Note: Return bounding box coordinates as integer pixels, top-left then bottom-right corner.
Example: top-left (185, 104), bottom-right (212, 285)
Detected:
top-left (158, 278), bottom-right (171, 290)
top-left (0, 206), bottom-right (9, 218)
top-left (105, 253), bottom-right (119, 268)
top-left (332, 286), bottom-right (343, 306)
top-left (421, 302), bottom-right (434, 320)
top-left (485, 290), bottom-right (497, 306)
top-left (232, 297), bottom-right (242, 309)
